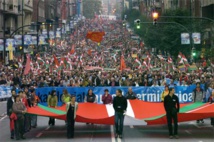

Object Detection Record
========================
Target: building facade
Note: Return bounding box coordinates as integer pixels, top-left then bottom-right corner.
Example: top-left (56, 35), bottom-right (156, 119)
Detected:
top-left (0, 0), bottom-right (19, 38)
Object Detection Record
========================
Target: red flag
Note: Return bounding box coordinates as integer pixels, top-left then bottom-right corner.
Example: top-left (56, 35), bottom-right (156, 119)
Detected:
top-left (53, 55), bottom-right (59, 68)
top-left (88, 49), bottom-right (92, 56)
top-left (120, 55), bottom-right (126, 71)
top-left (70, 44), bottom-right (75, 54)
top-left (24, 54), bottom-right (31, 75)
top-left (86, 32), bottom-right (105, 43)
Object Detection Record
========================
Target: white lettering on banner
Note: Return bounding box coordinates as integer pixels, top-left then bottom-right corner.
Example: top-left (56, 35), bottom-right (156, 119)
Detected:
top-left (0, 87), bottom-right (12, 99)
top-left (95, 93), bottom-right (193, 103)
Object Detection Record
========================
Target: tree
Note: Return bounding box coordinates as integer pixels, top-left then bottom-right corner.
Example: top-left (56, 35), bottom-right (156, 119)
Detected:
top-left (82, 0), bottom-right (102, 19)
top-left (125, 8), bottom-right (209, 59)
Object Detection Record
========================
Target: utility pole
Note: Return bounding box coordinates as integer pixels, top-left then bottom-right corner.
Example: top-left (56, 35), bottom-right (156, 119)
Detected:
top-left (3, 0), bottom-right (6, 64)
top-left (22, 0), bottom-right (24, 56)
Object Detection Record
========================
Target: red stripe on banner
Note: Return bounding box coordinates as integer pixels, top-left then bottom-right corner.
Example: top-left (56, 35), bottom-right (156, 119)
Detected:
top-left (129, 100), bottom-right (188, 120)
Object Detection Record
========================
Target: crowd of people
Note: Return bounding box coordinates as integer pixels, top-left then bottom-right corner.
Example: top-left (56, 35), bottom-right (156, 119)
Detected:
top-left (1, 18), bottom-right (214, 140)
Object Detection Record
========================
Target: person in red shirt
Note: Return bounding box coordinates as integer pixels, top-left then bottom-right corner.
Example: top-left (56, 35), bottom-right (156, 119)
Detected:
top-left (102, 89), bottom-right (113, 104)
top-left (179, 72), bottom-right (188, 85)
top-left (20, 91), bottom-right (29, 108)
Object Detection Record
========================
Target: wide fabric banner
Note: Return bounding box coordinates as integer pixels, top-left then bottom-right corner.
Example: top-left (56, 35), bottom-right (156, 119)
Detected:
top-left (36, 85), bottom-right (198, 106)
top-left (0, 86), bottom-right (12, 99)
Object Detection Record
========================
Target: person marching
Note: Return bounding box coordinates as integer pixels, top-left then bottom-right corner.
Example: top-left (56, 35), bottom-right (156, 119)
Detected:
top-left (125, 87), bottom-right (137, 100)
top-left (102, 89), bottom-right (113, 104)
top-left (47, 90), bottom-right (58, 126)
top-left (12, 95), bottom-right (27, 140)
top-left (113, 89), bottom-right (127, 139)
top-left (161, 85), bottom-right (169, 102)
top-left (192, 82), bottom-right (205, 123)
top-left (7, 89), bottom-right (16, 139)
top-left (164, 88), bottom-right (180, 139)
top-left (30, 89), bottom-right (40, 128)
top-left (66, 95), bottom-right (78, 139)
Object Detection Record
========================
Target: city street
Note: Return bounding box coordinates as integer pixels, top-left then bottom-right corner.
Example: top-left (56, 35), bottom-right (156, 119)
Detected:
top-left (0, 101), bottom-right (214, 142)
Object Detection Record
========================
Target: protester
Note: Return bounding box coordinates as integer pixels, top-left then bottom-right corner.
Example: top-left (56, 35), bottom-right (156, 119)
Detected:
top-left (102, 89), bottom-right (113, 104)
top-left (30, 89), bottom-right (40, 128)
top-left (192, 82), bottom-right (205, 123)
top-left (84, 89), bottom-right (97, 103)
top-left (161, 85), bottom-right (169, 102)
top-left (12, 95), bottom-right (27, 140)
top-left (125, 87), bottom-right (137, 100)
top-left (205, 82), bottom-right (214, 126)
top-left (209, 91), bottom-right (214, 126)
top-left (164, 88), bottom-right (180, 139)
top-left (113, 89), bottom-right (127, 138)
top-left (47, 90), bottom-right (58, 126)
top-left (7, 89), bottom-right (16, 139)
top-left (23, 87), bottom-right (32, 132)
top-left (66, 95), bottom-right (78, 139)
top-left (62, 89), bottom-right (71, 104)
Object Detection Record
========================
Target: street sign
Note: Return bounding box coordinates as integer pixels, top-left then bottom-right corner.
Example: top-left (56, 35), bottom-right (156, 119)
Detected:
top-left (181, 33), bottom-right (190, 44)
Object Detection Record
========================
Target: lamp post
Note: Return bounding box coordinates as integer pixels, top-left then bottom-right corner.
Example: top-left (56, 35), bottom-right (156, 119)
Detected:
top-left (3, 0), bottom-right (6, 63)
top-left (21, 0), bottom-right (24, 56)
top-left (36, 0), bottom-right (42, 49)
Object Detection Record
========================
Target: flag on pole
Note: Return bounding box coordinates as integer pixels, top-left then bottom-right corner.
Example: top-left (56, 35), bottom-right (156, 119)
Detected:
top-left (120, 55), bottom-right (126, 71)
top-left (70, 44), bottom-right (75, 54)
top-left (53, 55), bottom-right (60, 68)
top-left (86, 32), bottom-right (105, 43)
top-left (24, 54), bottom-right (31, 75)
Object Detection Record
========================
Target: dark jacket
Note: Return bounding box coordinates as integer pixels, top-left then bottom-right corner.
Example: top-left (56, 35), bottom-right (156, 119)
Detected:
top-left (113, 96), bottom-right (127, 113)
top-left (84, 93), bottom-right (97, 103)
top-left (164, 94), bottom-right (180, 113)
top-left (7, 97), bottom-right (14, 116)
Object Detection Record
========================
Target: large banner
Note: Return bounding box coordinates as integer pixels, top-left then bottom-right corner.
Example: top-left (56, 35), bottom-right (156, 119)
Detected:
top-left (181, 33), bottom-right (190, 44)
top-left (0, 86), bottom-right (12, 99)
top-left (24, 35), bottom-right (32, 45)
top-left (36, 86), bottom-right (198, 106)
top-left (14, 35), bottom-right (22, 45)
top-left (0, 39), bottom-right (3, 51)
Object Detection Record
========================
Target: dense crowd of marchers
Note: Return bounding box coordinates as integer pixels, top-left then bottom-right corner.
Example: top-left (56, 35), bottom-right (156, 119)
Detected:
top-left (1, 18), bottom-right (214, 140)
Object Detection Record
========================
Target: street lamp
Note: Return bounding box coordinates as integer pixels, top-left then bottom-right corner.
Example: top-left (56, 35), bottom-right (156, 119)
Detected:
top-left (37, 0), bottom-right (42, 49)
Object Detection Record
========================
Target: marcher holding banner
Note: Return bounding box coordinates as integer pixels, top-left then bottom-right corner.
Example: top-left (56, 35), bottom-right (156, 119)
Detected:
top-left (84, 89), bottom-right (97, 103)
top-left (66, 95), bottom-right (78, 139)
top-left (125, 87), bottom-right (137, 100)
top-left (12, 95), bottom-right (27, 140)
top-left (161, 85), bottom-right (169, 102)
top-left (7, 89), bottom-right (16, 139)
top-left (164, 88), bottom-right (180, 139)
top-left (62, 89), bottom-right (71, 104)
top-left (47, 90), bottom-right (58, 126)
top-left (102, 89), bottom-right (112, 104)
top-left (192, 82), bottom-right (205, 123)
top-left (113, 89), bottom-right (127, 139)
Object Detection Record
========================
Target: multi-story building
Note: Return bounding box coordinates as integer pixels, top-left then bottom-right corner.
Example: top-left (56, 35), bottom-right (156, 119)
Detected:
top-left (201, 0), bottom-right (214, 48)
top-left (17, 0), bottom-right (33, 34)
top-left (0, 0), bottom-right (19, 38)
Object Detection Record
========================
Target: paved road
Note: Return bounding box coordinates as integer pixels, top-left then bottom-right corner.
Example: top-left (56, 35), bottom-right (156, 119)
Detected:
top-left (0, 101), bottom-right (214, 142)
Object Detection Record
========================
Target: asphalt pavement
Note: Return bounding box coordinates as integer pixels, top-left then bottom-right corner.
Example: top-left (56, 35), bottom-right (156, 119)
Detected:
top-left (0, 101), bottom-right (214, 142)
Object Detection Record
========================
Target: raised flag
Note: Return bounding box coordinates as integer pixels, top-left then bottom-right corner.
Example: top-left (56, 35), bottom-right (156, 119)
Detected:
top-left (86, 32), bottom-right (105, 43)
top-left (70, 44), bottom-right (75, 54)
top-left (53, 55), bottom-right (60, 68)
top-left (120, 55), bottom-right (126, 71)
top-left (23, 54), bottom-right (31, 75)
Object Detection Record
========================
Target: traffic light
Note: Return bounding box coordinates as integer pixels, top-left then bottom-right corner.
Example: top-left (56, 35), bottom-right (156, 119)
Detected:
top-left (152, 12), bottom-right (158, 25)
top-left (17, 46), bottom-right (23, 53)
top-left (122, 21), bottom-right (126, 27)
top-left (136, 19), bottom-right (141, 29)
top-left (192, 47), bottom-right (196, 57)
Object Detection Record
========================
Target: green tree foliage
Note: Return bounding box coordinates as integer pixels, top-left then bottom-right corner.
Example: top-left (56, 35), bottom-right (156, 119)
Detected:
top-left (125, 8), bottom-right (209, 59)
top-left (83, 0), bottom-right (102, 19)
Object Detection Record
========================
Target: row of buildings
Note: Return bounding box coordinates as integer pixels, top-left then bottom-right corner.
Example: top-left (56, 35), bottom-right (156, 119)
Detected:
top-left (0, 0), bottom-right (82, 39)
